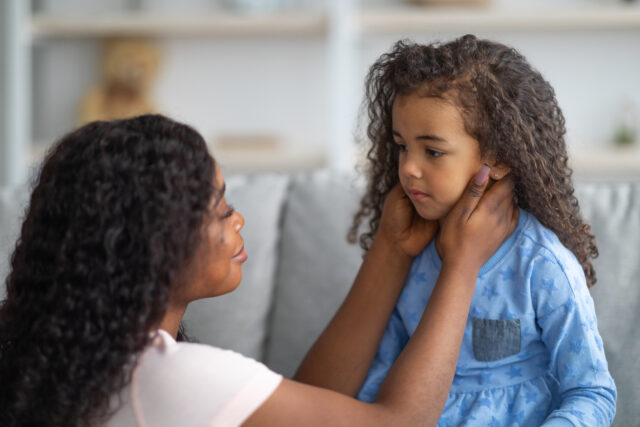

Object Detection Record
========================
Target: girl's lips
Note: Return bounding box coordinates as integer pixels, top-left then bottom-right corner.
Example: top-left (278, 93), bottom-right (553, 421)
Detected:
top-left (408, 188), bottom-right (430, 202)
top-left (232, 246), bottom-right (248, 262)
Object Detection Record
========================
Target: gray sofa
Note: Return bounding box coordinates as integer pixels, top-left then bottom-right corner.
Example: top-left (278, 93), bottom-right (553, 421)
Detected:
top-left (1, 171), bottom-right (639, 426)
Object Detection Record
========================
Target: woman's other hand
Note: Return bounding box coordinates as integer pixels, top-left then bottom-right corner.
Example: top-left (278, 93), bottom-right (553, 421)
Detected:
top-left (438, 165), bottom-right (517, 273)
top-left (377, 184), bottom-right (438, 258)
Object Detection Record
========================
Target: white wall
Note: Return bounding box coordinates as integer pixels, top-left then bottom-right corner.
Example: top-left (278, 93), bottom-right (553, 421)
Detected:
top-left (360, 30), bottom-right (640, 151)
top-left (27, 0), bottom-right (640, 169)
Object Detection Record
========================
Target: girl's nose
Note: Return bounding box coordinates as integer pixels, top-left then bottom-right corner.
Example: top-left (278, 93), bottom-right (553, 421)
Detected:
top-left (400, 153), bottom-right (422, 179)
top-left (233, 211), bottom-right (245, 232)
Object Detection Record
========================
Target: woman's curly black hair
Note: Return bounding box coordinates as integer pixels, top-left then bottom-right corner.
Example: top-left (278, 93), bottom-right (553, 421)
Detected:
top-left (0, 114), bottom-right (216, 426)
top-left (349, 35), bottom-right (598, 287)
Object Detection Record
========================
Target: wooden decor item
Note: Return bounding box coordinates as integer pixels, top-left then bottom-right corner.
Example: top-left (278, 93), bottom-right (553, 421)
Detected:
top-left (79, 38), bottom-right (161, 124)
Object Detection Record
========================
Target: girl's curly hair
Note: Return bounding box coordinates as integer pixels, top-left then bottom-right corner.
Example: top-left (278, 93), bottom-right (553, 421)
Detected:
top-left (349, 35), bottom-right (598, 287)
top-left (0, 115), bottom-right (216, 426)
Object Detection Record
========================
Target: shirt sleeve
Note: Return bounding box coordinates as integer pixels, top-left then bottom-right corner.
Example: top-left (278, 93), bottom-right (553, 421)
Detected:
top-left (531, 253), bottom-right (617, 426)
top-left (356, 306), bottom-right (409, 402)
top-left (133, 340), bottom-right (282, 427)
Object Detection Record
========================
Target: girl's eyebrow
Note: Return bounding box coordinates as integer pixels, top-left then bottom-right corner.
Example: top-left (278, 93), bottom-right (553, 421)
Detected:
top-left (393, 129), bottom-right (449, 144)
top-left (214, 183), bottom-right (226, 207)
top-left (416, 134), bottom-right (449, 144)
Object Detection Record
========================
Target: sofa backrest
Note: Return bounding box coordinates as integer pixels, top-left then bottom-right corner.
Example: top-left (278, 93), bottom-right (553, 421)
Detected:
top-left (1, 173), bottom-right (638, 426)
top-left (264, 173), bottom-right (639, 427)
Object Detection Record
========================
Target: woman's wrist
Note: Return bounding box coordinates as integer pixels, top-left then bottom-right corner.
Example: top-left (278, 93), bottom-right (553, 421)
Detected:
top-left (372, 230), bottom-right (415, 263)
top-left (440, 258), bottom-right (481, 284)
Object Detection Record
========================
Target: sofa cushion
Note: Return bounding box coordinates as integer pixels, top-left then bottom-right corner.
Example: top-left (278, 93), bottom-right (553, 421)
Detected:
top-left (183, 173), bottom-right (289, 361)
top-left (264, 170), bottom-right (365, 378)
top-left (0, 184), bottom-right (30, 301)
top-left (575, 180), bottom-right (640, 427)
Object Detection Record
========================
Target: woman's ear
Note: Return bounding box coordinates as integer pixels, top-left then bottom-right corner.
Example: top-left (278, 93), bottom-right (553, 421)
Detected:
top-left (489, 163), bottom-right (511, 181)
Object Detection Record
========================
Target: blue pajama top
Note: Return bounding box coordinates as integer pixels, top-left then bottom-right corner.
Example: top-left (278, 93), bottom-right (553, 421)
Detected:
top-left (357, 209), bottom-right (616, 426)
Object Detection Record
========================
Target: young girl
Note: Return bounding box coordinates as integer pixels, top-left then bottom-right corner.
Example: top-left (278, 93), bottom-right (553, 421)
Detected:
top-left (351, 35), bottom-right (617, 426)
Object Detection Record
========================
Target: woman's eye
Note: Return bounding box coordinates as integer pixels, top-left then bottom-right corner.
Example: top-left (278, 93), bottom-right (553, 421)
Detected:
top-left (221, 205), bottom-right (235, 219)
top-left (427, 149), bottom-right (443, 158)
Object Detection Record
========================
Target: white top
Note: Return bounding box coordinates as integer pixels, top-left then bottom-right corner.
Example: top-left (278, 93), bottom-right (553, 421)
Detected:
top-left (104, 329), bottom-right (283, 427)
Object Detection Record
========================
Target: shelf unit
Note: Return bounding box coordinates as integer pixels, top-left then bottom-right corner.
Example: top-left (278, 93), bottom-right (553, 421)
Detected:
top-left (360, 4), bottom-right (640, 33)
top-left (29, 13), bottom-right (328, 38)
top-left (3, 0), bottom-right (640, 184)
top-left (27, 4), bottom-right (640, 39)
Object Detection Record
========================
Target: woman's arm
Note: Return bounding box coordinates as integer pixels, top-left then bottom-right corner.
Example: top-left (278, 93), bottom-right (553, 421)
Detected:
top-left (292, 202), bottom-right (428, 396)
top-left (243, 169), bottom-right (517, 426)
top-left (294, 167), bottom-right (514, 396)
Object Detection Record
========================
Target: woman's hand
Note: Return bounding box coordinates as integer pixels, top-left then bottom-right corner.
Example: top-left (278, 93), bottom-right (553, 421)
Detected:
top-left (377, 184), bottom-right (438, 258)
top-left (438, 165), bottom-right (517, 273)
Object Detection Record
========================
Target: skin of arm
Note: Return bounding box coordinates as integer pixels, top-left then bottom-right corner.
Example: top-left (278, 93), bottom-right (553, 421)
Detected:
top-left (243, 169), bottom-right (517, 426)
top-left (293, 183), bottom-right (436, 396)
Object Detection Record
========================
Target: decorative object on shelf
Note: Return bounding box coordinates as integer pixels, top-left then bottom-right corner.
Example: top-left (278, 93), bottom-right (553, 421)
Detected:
top-left (613, 99), bottom-right (638, 146)
top-left (78, 38), bottom-right (162, 124)
top-left (222, 0), bottom-right (295, 13)
top-left (405, 0), bottom-right (492, 6)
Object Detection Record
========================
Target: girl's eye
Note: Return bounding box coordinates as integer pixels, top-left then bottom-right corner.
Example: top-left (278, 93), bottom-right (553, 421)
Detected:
top-left (221, 205), bottom-right (235, 219)
top-left (427, 149), bottom-right (443, 158)
top-left (394, 141), bottom-right (407, 152)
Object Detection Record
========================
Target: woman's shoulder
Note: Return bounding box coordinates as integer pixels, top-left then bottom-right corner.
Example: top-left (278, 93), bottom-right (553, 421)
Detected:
top-left (123, 330), bottom-right (282, 427)
top-left (139, 329), bottom-right (278, 386)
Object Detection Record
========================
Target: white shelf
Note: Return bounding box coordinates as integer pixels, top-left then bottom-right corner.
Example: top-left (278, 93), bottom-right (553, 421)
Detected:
top-left (359, 4), bottom-right (640, 33)
top-left (30, 4), bottom-right (640, 39)
top-left (29, 142), bottom-right (328, 174)
top-left (30, 12), bottom-right (327, 39)
top-left (569, 146), bottom-right (640, 179)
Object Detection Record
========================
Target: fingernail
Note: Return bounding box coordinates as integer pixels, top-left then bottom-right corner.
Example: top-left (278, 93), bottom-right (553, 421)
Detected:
top-left (475, 164), bottom-right (490, 185)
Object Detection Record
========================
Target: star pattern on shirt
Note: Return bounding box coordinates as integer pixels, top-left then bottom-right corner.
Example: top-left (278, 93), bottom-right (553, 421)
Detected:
top-left (564, 298), bottom-right (577, 311)
top-left (412, 271), bottom-right (427, 285)
top-left (357, 216), bottom-right (616, 426)
top-left (568, 409), bottom-right (585, 421)
top-left (471, 307), bottom-right (487, 318)
top-left (507, 365), bottom-right (523, 379)
top-left (570, 338), bottom-right (584, 353)
top-left (563, 363), bottom-right (577, 378)
top-left (482, 284), bottom-right (499, 301)
top-left (512, 410), bottom-right (525, 425)
top-left (480, 371), bottom-right (493, 384)
top-left (503, 308), bottom-right (517, 319)
top-left (500, 266), bottom-right (516, 281)
top-left (540, 278), bottom-right (557, 293)
top-left (458, 399), bottom-right (476, 420)
top-left (524, 391), bottom-right (538, 404)
top-left (478, 397), bottom-right (492, 409)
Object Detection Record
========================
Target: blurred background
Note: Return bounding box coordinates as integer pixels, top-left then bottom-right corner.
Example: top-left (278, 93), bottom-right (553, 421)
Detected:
top-left (1, 0), bottom-right (640, 184)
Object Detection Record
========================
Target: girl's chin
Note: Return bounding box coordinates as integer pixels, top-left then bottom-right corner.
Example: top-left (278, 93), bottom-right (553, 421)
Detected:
top-left (413, 203), bottom-right (446, 222)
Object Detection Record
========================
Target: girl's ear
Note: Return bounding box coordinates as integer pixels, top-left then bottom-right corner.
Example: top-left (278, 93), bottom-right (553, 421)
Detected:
top-left (489, 163), bottom-right (511, 181)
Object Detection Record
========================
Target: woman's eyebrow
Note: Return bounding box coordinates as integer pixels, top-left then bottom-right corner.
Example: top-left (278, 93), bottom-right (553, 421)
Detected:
top-left (214, 183), bottom-right (226, 207)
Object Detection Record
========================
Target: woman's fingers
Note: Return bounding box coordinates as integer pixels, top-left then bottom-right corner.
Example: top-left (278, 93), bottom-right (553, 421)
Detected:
top-left (452, 164), bottom-right (490, 221)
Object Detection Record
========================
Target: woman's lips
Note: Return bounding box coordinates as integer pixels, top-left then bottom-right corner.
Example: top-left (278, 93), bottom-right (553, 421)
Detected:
top-left (407, 188), bottom-right (430, 202)
top-left (232, 245), bottom-right (248, 262)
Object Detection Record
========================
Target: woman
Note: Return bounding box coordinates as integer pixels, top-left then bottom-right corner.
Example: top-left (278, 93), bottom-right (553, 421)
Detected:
top-left (0, 115), bottom-right (516, 426)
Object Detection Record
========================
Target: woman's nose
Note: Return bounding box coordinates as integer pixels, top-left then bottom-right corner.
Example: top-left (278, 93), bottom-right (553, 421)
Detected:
top-left (233, 211), bottom-right (245, 232)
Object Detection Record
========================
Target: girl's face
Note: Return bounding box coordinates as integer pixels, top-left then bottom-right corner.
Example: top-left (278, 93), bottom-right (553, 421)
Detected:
top-left (181, 166), bottom-right (247, 302)
top-left (393, 92), bottom-right (485, 222)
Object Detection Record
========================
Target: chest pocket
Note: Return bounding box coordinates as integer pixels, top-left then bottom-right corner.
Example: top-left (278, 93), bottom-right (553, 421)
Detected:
top-left (472, 318), bottom-right (521, 362)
